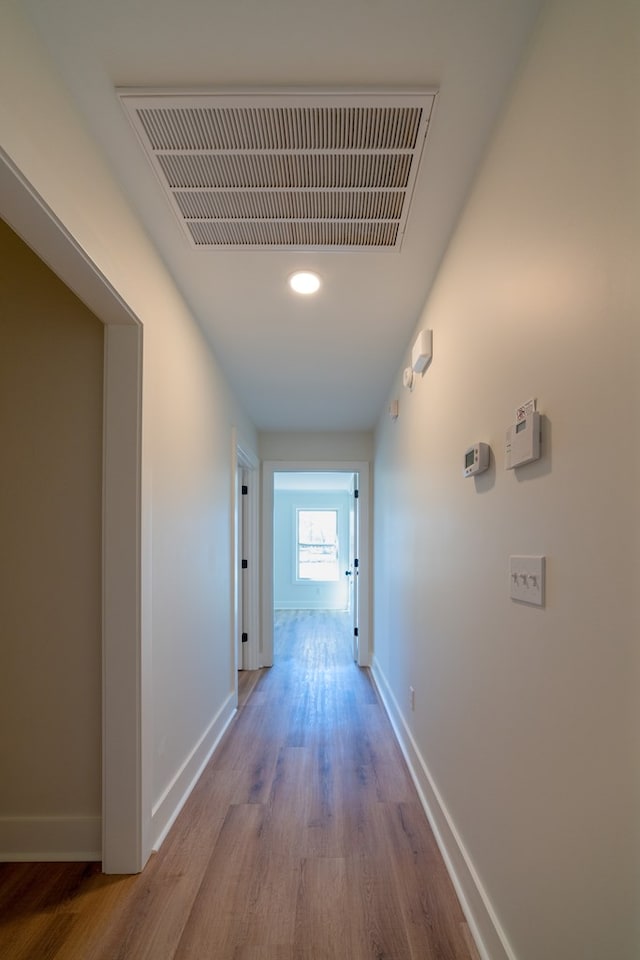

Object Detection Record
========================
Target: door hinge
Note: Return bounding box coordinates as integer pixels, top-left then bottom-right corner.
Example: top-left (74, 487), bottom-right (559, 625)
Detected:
top-left (241, 559), bottom-right (248, 569)
top-left (354, 627), bottom-right (359, 637)
top-left (241, 484), bottom-right (248, 495)
top-left (242, 632), bottom-right (248, 643)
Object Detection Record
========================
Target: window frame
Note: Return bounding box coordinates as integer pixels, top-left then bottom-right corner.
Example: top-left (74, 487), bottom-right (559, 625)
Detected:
top-left (295, 507), bottom-right (340, 582)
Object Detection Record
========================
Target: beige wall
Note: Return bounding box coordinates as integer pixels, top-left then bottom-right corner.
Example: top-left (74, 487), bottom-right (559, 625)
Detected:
top-left (0, 219), bottom-right (103, 857)
top-left (373, 1), bottom-right (639, 958)
top-left (259, 431), bottom-right (373, 462)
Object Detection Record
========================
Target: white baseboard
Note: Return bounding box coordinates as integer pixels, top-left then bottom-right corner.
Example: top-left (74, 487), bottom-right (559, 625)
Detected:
top-left (0, 816), bottom-right (101, 861)
top-left (151, 691), bottom-right (236, 852)
top-left (370, 658), bottom-right (517, 960)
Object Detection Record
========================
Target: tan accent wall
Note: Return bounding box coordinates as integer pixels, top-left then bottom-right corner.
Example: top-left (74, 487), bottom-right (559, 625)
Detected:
top-left (0, 219), bottom-right (103, 845)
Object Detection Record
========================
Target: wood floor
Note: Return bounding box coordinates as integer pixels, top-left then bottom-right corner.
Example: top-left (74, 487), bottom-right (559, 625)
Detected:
top-left (0, 611), bottom-right (480, 960)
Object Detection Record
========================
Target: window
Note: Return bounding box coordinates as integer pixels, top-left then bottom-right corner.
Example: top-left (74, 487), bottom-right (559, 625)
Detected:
top-left (297, 509), bottom-right (339, 581)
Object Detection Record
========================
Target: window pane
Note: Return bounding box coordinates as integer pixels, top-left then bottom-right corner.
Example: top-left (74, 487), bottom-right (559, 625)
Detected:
top-left (297, 509), bottom-right (339, 581)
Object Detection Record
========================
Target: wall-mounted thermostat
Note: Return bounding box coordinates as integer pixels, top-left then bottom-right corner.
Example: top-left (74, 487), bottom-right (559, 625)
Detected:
top-left (505, 411), bottom-right (541, 469)
top-left (463, 442), bottom-right (490, 477)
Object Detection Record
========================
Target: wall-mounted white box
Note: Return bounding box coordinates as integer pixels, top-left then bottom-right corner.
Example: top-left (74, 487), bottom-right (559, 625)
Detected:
top-left (411, 329), bottom-right (432, 373)
top-left (505, 411), bottom-right (541, 469)
top-left (510, 555), bottom-right (545, 606)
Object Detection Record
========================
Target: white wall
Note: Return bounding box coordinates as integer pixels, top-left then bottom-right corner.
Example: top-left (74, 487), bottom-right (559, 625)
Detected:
top-left (0, 219), bottom-right (103, 859)
top-left (144, 296), bottom-right (258, 846)
top-left (0, 5), bottom-right (258, 863)
top-left (259, 431), bottom-right (373, 462)
top-left (373, 1), bottom-right (639, 959)
top-left (274, 489), bottom-right (351, 610)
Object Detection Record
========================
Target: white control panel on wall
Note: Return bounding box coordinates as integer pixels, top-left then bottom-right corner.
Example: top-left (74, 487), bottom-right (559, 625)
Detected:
top-left (463, 442), bottom-right (490, 478)
top-left (505, 411), bottom-right (541, 469)
top-left (510, 555), bottom-right (545, 606)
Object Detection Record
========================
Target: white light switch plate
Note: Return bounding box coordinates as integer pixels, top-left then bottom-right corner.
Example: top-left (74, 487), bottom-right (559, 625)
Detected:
top-left (510, 555), bottom-right (545, 606)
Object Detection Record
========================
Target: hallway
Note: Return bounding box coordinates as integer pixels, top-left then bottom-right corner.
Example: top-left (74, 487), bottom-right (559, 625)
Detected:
top-left (0, 612), bottom-right (478, 960)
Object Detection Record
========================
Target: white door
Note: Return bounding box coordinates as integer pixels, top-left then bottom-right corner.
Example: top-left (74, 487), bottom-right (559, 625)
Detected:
top-left (237, 466), bottom-right (250, 671)
top-left (235, 439), bottom-right (260, 671)
top-left (348, 472), bottom-right (359, 661)
top-left (236, 466), bottom-right (244, 670)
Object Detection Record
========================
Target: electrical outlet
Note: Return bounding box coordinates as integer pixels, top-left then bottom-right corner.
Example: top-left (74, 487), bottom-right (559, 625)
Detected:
top-left (409, 686), bottom-right (415, 711)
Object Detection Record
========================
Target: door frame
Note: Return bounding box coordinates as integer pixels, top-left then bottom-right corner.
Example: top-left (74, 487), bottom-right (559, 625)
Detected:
top-left (261, 460), bottom-right (370, 667)
top-left (232, 433), bottom-right (260, 677)
top-left (349, 471), bottom-right (360, 661)
top-left (1, 149), bottom-right (146, 874)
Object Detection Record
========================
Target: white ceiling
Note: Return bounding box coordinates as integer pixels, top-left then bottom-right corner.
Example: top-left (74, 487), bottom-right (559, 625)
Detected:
top-left (20, 0), bottom-right (541, 432)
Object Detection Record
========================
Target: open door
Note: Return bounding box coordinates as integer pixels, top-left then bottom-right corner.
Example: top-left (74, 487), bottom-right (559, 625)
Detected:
top-left (234, 437), bottom-right (260, 674)
top-left (236, 466), bottom-right (247, 671)
top-left (348, 472), bottom-right (359, 661)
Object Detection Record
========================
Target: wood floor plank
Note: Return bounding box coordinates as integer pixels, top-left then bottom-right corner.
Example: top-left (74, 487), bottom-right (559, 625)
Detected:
top-left (46, 872), bottom-right (141, 960)
top-left (211, 702), bottom-right (281, 773)
top-left (367, 802), bottom-right (472, 960)
top-left (293, 857), bottom-right (367, 960)
top-left (69, 825), bottom-right (226, 960)
top-left (8, 912), bottom-right (76, 960)
top-left (262, 746), bottom-right (313, 858)
top-left (0, 862), bottom-right (93, 924)
top-left (173, 803), bottom-right (265, 960)
top-left (0, 863), bottom-right (117, 960)
top-left (232, 947), bottom-right (294, 960)
top-left (238, 668), bottom-right (263, 706)
top-left (372, 758), bottom-right (417, 803)
top-left (346, 855), bottom-right (415, 960)
top-left (305, 745), bottom-right (378, 859)
top-left (201, 744), bottom-right (279, 807)
top-left (239, 850), bottom-right (300, 949)
top-left (461, 922), bottom-right (483, 960)
top-left (0, 611), bottom-right (480, 960)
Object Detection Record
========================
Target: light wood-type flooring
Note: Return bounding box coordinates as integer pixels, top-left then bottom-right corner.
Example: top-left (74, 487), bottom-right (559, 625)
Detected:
top-left (0, 610), bottom-right (480, 960)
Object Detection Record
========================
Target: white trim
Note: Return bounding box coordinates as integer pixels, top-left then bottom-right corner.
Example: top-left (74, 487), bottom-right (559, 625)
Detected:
top-left (0, 817), bottom-right (101, 862)
top-left (262, 461), bottom-right (371, 667)
top-left (0, 150), bottom-right (146, 875)
top-left (151, 693), bottom-right (237, 851)
top-left (294, 505), bottom-right (341, 585)
top-left (231, 432), bottom-right (241, 698)
top-left (233, 434), bottom-right (261, 673)
top-left (0, 148), bottom-right (138, 327)
top-left (370, 658), bottom-right (517, 960)
top-left (102, 324), bottom-right (145, 874)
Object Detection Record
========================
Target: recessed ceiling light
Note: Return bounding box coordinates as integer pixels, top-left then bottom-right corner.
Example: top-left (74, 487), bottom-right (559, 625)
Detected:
top-left (289, 271), bottom-right (321, 295)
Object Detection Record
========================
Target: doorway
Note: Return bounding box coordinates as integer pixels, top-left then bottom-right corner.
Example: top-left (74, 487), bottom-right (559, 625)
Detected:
top-left (261, 461), bottom-right (370, 668)
top-left (1, 151), bottom-right (145, 873)
top-left (233, 435), bottom-right (260, 682)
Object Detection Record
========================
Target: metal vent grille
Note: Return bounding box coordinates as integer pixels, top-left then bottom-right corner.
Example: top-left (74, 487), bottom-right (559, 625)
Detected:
top-left (118, 92), bottom-right (436, 251)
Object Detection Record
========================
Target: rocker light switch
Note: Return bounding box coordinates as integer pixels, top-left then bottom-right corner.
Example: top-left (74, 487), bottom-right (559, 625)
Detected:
top-left (510, 556), bottom-right (545, 606)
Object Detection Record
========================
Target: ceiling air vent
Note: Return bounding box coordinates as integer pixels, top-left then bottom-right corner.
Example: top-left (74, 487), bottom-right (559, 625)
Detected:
top-left (118, 90), bottom-right (436, 251)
